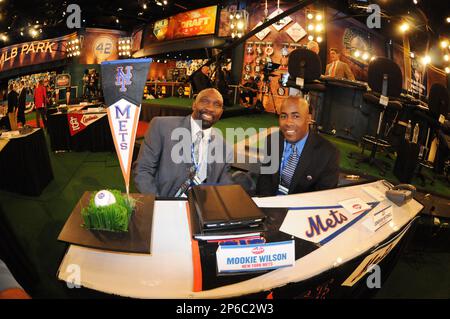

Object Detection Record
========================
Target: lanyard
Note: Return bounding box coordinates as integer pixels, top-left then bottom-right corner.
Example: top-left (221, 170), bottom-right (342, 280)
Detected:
top-left (191, 143), bottom-right (200, 174)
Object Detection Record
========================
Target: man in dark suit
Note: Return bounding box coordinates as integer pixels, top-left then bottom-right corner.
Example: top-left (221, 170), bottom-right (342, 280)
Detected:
top-left (192, 66), bottom-right (212, 95)
top-left (7, 83), bottom-right (18, 131)
top-left (133, 88), bottom-right (233, 197)
top-left (17, 81), bottom-right (27, 127)
top-left (256, 96), bottom-right (340, 196)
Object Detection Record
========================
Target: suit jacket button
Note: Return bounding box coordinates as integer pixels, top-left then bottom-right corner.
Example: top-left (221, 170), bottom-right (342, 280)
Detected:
top-left (306, 175), bottom-right (312, 181)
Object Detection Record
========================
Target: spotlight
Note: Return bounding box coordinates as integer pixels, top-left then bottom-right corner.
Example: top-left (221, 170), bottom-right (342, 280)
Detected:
top-left (307, 13), bottom-right (313, 20)
top-left (421, 55), bottom-right (431, 65)
top-left (445, 67), bottom-right (450, 74)
top-left (308, 35), bottom-right (314, 41)
top-left (316, 36), bottom-right (322, 43)
top-left (444, 55), bottom-right (449, 62)
top-left (316, 24), bottom-right (323, 32)
top-left (410, 52), bottom-right (415, 58)
top-left (354, 50), bottom-right (361, 58)
top-left (316, 14), bottom-right (322, 21)
top-left (441, 40), bottom-right (449, 49)
top-left (400, 22), bottom-right (410, 33)
top-left (308, 24), bottom-right (314, 31)
top-left (362, 52), bottom-right (369, 60)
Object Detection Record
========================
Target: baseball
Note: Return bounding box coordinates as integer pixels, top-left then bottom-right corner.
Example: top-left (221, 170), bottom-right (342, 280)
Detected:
top-left (94, 190), bottom-right (116, 207)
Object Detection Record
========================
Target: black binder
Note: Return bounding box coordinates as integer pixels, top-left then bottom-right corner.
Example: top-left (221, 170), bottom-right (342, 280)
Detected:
top-left (188, 184), bottom-right (266, 238)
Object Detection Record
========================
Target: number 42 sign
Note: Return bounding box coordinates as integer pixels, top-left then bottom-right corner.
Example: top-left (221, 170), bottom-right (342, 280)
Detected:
top-left (93, 36), bottom-right (114, 63)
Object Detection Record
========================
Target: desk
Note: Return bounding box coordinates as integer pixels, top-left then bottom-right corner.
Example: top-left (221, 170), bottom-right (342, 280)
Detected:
top-left (0, 128), bottom-right (53, 196)
top-left (47, 112), bottom-right (114, 152)
top-left (58, 181), bottom-right (422, 298)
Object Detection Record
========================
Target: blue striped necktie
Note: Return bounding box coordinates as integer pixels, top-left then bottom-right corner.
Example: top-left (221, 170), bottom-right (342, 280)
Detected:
top-left (281, 144), bottom-right (299, 188)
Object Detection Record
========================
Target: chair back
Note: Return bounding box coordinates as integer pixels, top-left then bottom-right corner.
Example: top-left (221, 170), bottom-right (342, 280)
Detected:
top-left (288, 48), bottom-right (322, 82)
top-left (428, 83), bottom-right (449, 119)
top-left (367, 57), bottom-right (402, 98)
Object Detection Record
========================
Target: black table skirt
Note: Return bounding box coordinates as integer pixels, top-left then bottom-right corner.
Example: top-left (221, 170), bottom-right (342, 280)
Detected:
top-left (140, 103), bottom-right (191, 122)
top-left (321, 83), bottom-right (372, 142)
top-left (0, 129), bottom-right (53, 196)
top-left (48, 113), bottom-right (114, 152)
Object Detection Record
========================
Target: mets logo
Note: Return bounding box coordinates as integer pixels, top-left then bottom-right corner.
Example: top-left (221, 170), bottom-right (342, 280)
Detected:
top-left (115, 66), bottom-right (133, 92)
top-left (252, 247), bottom-right (265, 255)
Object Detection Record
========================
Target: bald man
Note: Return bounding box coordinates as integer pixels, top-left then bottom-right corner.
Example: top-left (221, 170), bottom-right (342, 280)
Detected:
top-left (306, 40), bottom-right (319, 54)
top-left (192, 65), bottom-right (213, 94)
top-left (133, 88), bottom-right (233, 197)
top-left (256, 96), bottom-right (340, 196)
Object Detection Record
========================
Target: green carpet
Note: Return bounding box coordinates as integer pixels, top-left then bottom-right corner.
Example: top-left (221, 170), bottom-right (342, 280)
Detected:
top-left (143, 97), bottom-right (245, 111)
top-left (1, 113), bottom-right (448, 298)
top-left (214, 113), bottom-right (279, 144)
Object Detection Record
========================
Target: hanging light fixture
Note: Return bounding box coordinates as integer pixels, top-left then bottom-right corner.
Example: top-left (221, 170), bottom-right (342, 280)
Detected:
top-left (118, 37), bottom-right (132, 57)
top-left (230, 9), bottom-right (248, 39)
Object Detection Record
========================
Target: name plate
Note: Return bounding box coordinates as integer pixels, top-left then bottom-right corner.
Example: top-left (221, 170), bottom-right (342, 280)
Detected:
top-left (216, 240), bottom-right (295, 273)
top-left (363, 205), bottom-right (393, 232)
top-left (339, 197), bottom-right (371, 215)
top-left (379, 95), bottom-right (389, 106)
top-left (296, 77), bottom-right (304, 88)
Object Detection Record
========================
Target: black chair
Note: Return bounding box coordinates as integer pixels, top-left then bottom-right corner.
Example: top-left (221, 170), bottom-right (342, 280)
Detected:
top-left (350, 57), bottom-right (403, 175)
top-left (285, 48), bottom-right (326, 131)
top-left (414, 83), bottom-right (450, 185)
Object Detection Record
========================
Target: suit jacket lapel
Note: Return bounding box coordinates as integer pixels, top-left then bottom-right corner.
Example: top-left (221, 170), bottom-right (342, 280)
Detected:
top-left (207, 127), bottom-right (226, 182)
top-left (207, 129), bottom-right (217, 181)
top-left (288, 133), bottom-right (317, 193)
top-left (272, 132), bottom-right (284, 190)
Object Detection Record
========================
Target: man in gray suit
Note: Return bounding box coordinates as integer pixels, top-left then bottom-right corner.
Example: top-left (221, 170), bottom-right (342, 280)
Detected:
top-left (133, 88), bottom-right (233, 197)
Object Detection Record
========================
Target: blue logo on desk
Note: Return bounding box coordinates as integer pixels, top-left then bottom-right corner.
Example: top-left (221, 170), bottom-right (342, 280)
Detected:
top-left (115, 66), bottom-right (133, 92)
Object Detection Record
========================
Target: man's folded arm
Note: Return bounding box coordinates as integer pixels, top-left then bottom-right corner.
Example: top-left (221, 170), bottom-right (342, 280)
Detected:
top-left (218, 141), bottom-right (235, 185)
top-left (256, 133), bottom-right (276, 196)
top-left (133, 117), bottom-right (163, 194)
top-left (315, 147), bottom-right (340, 191)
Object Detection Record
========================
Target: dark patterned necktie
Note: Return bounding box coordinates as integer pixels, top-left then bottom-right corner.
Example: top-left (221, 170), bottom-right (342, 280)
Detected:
top-left (193, 131), bottom-right (203, 165)
top-left (280, 144), bottom-right (299, 188)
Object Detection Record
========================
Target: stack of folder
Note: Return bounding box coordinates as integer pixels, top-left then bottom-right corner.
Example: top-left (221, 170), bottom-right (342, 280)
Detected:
top-left (187, 184), bottom-right (266, 241)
